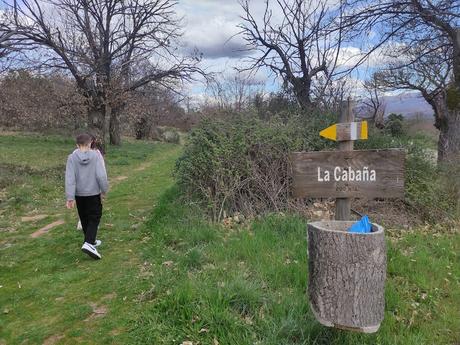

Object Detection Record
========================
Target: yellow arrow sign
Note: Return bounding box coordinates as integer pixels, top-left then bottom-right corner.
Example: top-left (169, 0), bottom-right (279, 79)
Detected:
top-left (320, 121), bottom-right (368, 141)
top-left (320, 124), bottom-right (338, 141)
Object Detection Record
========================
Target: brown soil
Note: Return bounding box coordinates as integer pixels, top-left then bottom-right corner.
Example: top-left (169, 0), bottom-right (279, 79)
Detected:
top-left (84, 303), bottom-right (108, 322)
top-left (30, 220), bottom-right (65, 238)
top-left (43, 334), bottom-right (64, 345)
top-left (112, 176), bottom-right (128, 182)
top-left (297, 199), bottom-right (422, 229)
top-left (134, 162), bottom-right (150, 171)
top-left (21, 214), bottom-right (48, 222)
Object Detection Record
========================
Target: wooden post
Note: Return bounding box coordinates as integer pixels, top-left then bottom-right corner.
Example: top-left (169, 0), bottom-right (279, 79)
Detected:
top-left (335, 98), bottom-right (354, 220)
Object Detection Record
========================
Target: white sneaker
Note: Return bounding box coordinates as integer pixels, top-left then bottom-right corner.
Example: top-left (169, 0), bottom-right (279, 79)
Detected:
top-left (94, 240), bottom-right (101, 247)
top-left (81, 242), bottom-right (101, 260)
top-left (77, 220), bottom-right (82, 230)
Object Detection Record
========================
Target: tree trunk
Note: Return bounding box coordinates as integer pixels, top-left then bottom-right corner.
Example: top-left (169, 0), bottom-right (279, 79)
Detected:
top-left (109, 106), bottom-right (122, 146)
top-left (307, 221), bottom-right (386, 333)
top-left (135, 115), bottom-right (153, 140)
top-left (437, 111), bottom-right (460, 163)
top-left (87, 104), bottom-right (106, 146)
top-left (292, 77), bottom-right (312, 110)
top-left (441, 86), bottom-right (460, 163)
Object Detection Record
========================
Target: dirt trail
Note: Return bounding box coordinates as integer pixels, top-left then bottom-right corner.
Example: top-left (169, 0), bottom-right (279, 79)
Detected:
top-left (112, 175), bottom-right (128, 182)
top-left (1, 144), bottom-right (183, 344)
top-left (27, 160), bottom-right (152, 238)
top-left (21, 214), bottom-right (48, 222)
top-left (30, 220), bottom-right (65, 238)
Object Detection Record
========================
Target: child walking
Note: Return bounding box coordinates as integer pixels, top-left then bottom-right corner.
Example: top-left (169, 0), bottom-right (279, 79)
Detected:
top-left (76, 134), bottom-right (105, 230)
top-left (65, 133), bottom-right (109, 260)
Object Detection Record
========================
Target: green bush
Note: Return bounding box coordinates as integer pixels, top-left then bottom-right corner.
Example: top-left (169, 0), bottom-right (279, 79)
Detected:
top-left (357, 128), bottom-right (458, 223)
top-left (405, 148), bottom-right (459, 224)
top-left (385, 113), bottom-right (405, 137)
top-left (161, 129), bottom-right (180, 144)
top-left (175, 112), bottom-right (335, 220)
top-left (177, 113), bottom-right (457, 224)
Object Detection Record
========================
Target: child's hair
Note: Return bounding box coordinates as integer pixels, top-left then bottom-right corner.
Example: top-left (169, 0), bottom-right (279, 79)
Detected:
top-left (90, 134), bottom-right (105, 156)
top-left (76, 133), bottom-right (92, 146)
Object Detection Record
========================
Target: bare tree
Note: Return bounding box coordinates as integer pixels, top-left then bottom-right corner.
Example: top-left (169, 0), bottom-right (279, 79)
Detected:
top-left (345, 0), bottom-right (460, 162)
top-left (0, 70), bottom-right (86, 130)
top-left (207, 72), bottom-right (264, 112)
top-left (0, 19), bottom-right (18, 72)
top-left (3, 0), bottom-right (201, 146)
top-left (313, 76), bottom-right (354, 113)
top-left (0, 28), bottom-right (12, 58)
top-left (372, 43), bottom-right (452, 160)
top-left (362, 74), bottom-right (386, 128)
top-left (238, 0), bottom-right (344, 110)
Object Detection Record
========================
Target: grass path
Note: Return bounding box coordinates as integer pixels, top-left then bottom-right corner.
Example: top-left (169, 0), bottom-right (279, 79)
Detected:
top-left (1, 134), bottom-right (459, 345)
top-left (0, 139), bottom-right (182, 344)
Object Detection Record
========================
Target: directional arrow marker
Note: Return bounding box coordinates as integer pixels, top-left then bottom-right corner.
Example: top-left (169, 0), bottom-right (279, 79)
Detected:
top-left (320, 121), bottom-right (368, 142)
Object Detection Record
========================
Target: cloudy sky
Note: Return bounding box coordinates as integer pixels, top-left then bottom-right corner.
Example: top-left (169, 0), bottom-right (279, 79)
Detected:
top-left (176, 0), bottom-right (272, 100)
top-left (0, 0), bottom-right (397, 102)
top-left (174, 0), bottom-right (390, 102)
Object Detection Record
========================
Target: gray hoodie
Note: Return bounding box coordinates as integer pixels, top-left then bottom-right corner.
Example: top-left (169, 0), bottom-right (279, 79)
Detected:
top-left (65, 149), bottom-right (109, 200)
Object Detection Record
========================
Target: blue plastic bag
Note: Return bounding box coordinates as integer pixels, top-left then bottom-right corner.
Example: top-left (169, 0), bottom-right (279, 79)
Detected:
top-left (348, 215), bottom-right (372, 233)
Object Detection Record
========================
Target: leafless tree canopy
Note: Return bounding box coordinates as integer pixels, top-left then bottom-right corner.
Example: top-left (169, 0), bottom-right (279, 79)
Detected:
top-left (206, 72), bottom-right (264, 112)
top-left (2, 0), bottom-right (202, 145)
top-left (345, 0), bottom-right (460, 162)
top-left (344, 0), bottom-right (458, 81)
top-left (0, 17), bottom-right (19, 72)
top-left (238, 0), bottom-right (345, 110)
top-left (375, 44), bottom-right (451, 103)
top-left (361, 75), bottom-right (386, 128)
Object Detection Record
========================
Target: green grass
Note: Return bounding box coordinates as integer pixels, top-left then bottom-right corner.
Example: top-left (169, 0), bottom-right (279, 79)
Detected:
top-left (0, 133), bottom-right (459, 344)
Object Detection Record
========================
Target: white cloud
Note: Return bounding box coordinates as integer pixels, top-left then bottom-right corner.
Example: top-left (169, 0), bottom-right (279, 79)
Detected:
top-left (336, 43), bottom-right (405, 69)
top-left (180, 15), bottom-right (247, 59)
top-left (178, 0), bottom-right (248, 59)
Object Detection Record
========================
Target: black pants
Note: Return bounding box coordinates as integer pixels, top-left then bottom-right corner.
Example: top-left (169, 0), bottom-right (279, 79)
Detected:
top-left (75, 194), bottom-right (102, 245)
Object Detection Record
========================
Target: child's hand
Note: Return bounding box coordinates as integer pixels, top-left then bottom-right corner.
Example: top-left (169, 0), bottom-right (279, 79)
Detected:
top-left (66, 200), bottom-right (75, 209)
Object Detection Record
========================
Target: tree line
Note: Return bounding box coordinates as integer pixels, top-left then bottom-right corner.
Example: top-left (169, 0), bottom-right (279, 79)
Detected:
top-left (1, 0), bottom-right (459, 163)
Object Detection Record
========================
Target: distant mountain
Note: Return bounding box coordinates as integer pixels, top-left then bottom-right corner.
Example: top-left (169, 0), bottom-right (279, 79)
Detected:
top-left (382, 92), bottom-right (433, 119)
top-left (357, 92), bottom-right (434, 119)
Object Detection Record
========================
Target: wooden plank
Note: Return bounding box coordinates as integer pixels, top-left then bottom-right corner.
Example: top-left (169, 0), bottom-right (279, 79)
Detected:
top-left (336, 121), bottom-right (367, 141)
top-left (320, 121), bottom-right (368, 142)
top-left (336, 100), bottom-right (354, 220)
top-left (291, 149), bottom-right (405, 199)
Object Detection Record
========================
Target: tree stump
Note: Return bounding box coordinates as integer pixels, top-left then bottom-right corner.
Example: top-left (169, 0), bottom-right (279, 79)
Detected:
top-left (307, 221), bottom-right (386, 333)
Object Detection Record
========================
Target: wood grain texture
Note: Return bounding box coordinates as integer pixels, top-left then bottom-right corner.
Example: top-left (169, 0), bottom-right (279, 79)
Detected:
top-left (307, 221), bottom-right (386, 332)
top-left (291, 149), bottom-right (405, 198)
top-left (335, 122), bottom-right (367, 141)
top-left (336, 101), bottom-right (354, 220)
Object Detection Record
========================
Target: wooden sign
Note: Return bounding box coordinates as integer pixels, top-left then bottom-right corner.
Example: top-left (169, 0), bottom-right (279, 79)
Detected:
top-left (320, 121), bottom-right (368, 141)
top-left (291, 149), bottom-right (405, 198)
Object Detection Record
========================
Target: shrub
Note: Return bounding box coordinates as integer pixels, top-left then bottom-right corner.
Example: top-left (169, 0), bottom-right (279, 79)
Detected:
top-left (405, 148), bottom-right (459, 224)
top-left (175, 112), bottom-right (335, 220)
top-left (177, 112), bottom-right (457, 225)
top-left (357, 128), bottom-right (458, 224)
top-left (161, 129), bottom-right (180, 144)
top-left (385, 113), bottom-right (405, 137)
